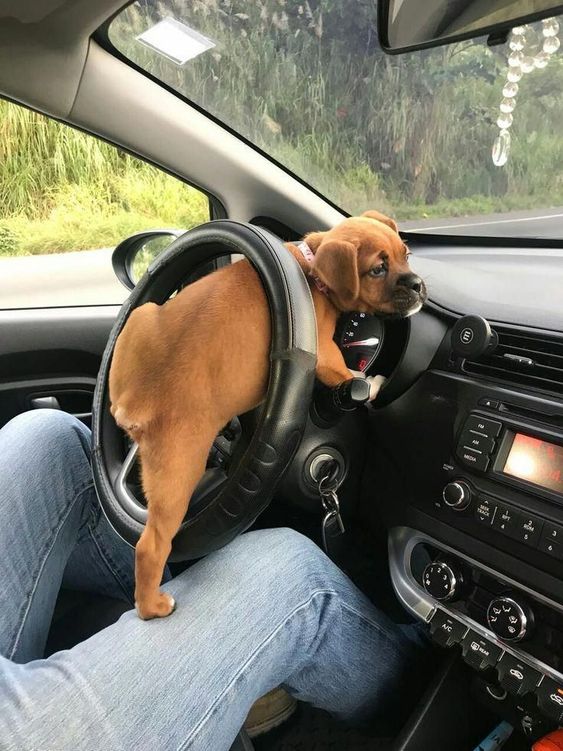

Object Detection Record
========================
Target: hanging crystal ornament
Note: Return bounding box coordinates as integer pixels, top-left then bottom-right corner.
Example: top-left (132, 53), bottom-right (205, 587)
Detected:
top-left (544, 35), bottom-right (560, 53)
top-left (502, 81), bottom-right (519, 97)
top-left (543, 18), bottom-right (559, 36)
top-left (492, 18), bottom-right (560, 166)
top-left (492, 129), bottom-right (511, 167)
top-left (506, 67), bottom-right (523, 82)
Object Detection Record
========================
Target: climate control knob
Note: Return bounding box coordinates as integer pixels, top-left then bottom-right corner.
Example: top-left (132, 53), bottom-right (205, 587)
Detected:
top-left (486, 596), bottom-right (532, 642)
top-left (443, 481), bottom-right (472, 510)
top-left (422, 561), bottom-right (463, 602)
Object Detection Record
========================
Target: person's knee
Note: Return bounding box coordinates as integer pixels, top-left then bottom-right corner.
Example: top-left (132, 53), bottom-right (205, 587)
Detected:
top-left (237, 528), bottom-right (335, 589)
top-left (2, 409), bottom-right (91, 462)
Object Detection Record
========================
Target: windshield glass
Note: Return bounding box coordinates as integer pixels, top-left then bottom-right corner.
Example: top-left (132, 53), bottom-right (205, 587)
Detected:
top-left (108, 3), bottom-right (563, 238)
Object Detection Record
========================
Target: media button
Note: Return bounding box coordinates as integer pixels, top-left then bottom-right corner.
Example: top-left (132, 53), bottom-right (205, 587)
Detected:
top-left (457, 446), bottom-right (490, 472)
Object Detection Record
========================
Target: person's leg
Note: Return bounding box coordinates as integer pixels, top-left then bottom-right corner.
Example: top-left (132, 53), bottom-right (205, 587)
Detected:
top-left (0, 409), bottom-right (136, 664)
top-left (1, 528), bottom-right (426, 751)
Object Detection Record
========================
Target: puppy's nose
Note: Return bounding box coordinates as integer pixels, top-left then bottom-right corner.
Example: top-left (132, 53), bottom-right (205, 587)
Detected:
top-left (397, 273), bottom-right (423, 293)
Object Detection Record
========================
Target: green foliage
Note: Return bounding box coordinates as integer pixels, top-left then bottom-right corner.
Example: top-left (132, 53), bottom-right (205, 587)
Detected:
top-left (0, 99), bottom-right (209, 255)
top-left (0, 224), bottom-right (20, 256)
top-left (111, 1), bottom-right (563, 218)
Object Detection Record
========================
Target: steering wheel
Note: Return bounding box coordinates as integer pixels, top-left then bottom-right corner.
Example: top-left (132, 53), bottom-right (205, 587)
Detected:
top-left (92, 220), bottom-right (317, 561)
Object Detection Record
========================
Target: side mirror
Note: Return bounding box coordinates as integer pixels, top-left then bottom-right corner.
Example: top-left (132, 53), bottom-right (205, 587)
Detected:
top-left (112, 230), bottom-right (184, 290)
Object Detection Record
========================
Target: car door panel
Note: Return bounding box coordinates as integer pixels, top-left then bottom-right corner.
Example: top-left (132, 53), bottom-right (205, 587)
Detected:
top-left (0, 306), bottom-right (118, 428)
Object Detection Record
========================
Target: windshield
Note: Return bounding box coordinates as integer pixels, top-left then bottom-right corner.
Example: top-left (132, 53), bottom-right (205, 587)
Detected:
top-left (108, 2), bottom-right (563, 238)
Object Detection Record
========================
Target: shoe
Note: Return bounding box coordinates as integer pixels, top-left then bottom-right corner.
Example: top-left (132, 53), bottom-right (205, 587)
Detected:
top-left (244, 687), bottom-right (297, 738)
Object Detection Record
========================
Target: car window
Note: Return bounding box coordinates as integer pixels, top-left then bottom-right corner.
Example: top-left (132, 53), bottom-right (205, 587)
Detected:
top-left (107, 3), bottom-right (563, 238)
top-left (0, 99), bottom-right (210, 309)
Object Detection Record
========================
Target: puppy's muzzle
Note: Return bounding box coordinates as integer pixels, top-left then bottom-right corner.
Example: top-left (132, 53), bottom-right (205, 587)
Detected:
top-left (394, 272), bottom-right (427, 316)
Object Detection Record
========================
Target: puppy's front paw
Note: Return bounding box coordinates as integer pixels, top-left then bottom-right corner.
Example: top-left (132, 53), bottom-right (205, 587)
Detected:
top-left (366, 374), bottom-right (386, 401)
top-left (136, 592), bottom-right (176, 620)
top-left (349, 369), bottom-right (366, 379)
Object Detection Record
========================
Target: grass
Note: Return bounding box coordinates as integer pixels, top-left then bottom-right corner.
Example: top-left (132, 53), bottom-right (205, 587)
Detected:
top-left (0, 100), bottom-right (209, 256)
top-left (0, 177), bottom-right (208, 256)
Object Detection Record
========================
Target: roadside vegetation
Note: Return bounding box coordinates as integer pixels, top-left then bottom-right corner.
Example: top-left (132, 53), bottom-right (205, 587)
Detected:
top-left (2, 0), bottom-right (563, 255)
top-left (0, 100), bottom-right (208, 255)
top-left (114, 1), bottom-right (563, 215)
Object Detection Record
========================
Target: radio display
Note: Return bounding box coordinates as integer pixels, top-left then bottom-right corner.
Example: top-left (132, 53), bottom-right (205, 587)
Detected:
top-left (503, 433), bottom-right (563, 496)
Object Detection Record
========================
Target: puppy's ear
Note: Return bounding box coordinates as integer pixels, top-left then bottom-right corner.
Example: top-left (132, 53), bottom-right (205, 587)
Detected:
top-left (362, 210), bottom-right (398, 234)
top-left (313, 240), bottom-right (359, 306)
top-left (303, 231), bottom-right (324, 252)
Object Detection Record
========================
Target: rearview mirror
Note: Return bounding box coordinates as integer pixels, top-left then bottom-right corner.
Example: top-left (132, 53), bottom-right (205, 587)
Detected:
top-left (378, 0), bottom-right (563, 53)
top-left (112, 230), bottom-right (184, 290)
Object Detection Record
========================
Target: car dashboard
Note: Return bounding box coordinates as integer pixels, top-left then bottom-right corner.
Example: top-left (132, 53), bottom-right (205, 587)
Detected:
top-left (361, 238), bottom-right (563, 730)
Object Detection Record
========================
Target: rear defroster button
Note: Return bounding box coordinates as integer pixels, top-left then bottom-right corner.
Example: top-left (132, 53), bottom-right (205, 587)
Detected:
top-left (461, 630), bottom-right (503, 671)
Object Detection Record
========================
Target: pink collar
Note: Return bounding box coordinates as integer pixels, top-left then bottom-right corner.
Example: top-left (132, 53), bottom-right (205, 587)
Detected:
top-left (296, 241), bottom-right (329, 295)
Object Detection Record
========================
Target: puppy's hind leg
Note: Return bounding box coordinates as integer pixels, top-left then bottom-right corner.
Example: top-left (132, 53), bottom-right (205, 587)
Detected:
top-left (134, 426), bottom-right (213, 620)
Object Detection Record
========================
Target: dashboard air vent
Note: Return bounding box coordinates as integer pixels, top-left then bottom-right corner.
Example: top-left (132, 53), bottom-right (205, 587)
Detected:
top-left (463, 328), bottom-right (563, 396)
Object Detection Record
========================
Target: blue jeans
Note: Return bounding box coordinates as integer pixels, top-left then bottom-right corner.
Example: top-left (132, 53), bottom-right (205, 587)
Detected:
top-left (0, 409), bottom-right (425, 751)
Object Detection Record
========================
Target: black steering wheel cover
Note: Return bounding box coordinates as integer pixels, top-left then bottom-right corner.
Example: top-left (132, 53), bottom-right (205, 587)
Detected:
top-left (91, 220), bottom-right (317, 561)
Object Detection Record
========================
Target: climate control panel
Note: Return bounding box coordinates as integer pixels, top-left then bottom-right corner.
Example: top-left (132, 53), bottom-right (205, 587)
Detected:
top-left (391, 528), bottom-right (563, 730)
top-left (487, 596), bottom-right (532, 642)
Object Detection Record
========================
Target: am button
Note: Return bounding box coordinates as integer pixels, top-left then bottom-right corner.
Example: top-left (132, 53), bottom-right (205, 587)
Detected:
top-left (459, 430), bottom-right (495, 454)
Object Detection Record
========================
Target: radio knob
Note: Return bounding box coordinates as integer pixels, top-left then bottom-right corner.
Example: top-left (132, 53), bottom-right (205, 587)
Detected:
top-left (422, 561), bottom-right (463, 602)
top-left (443, 481), bottom-right (472, 510)
top-left (487, 596), bottom-right (532, 642)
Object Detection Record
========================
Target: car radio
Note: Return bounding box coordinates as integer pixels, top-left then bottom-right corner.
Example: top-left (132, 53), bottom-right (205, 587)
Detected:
top-left (455, 413), bottom-right (563, 504)
top-left (435, 405), bottom-right (563, 568)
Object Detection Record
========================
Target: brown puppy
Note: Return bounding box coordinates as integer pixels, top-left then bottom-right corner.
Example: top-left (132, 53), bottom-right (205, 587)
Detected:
top-left (109, 210), bottom-right (426, 619)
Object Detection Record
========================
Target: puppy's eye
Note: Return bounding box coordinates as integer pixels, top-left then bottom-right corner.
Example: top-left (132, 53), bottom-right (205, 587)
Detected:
top-left (367, 264), bottom-right (386, 278)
